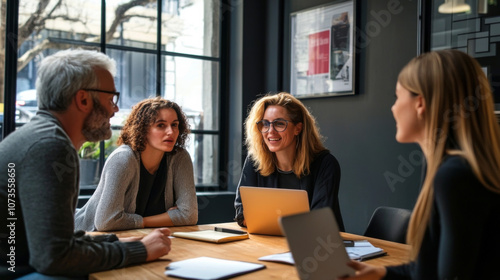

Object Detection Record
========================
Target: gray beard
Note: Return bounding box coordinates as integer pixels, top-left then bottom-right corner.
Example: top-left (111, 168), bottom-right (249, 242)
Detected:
top-left (82, 98), bottom-right (112, 142)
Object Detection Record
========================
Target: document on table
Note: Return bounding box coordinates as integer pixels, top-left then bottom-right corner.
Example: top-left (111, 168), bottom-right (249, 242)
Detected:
top-left (164, 257), bottom-right (265, 280)
top-left (259, 241), bottom-right (386, 264)
top-left (172, 228), bottom-right (248, 243)
top-left (346, 240), bottom-right (386, 261)
top-left (258, 252), bottom-right (295, 264)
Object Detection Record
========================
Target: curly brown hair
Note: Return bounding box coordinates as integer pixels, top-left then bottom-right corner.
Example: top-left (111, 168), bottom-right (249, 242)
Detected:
top-left (117, 97), bottom-right (190, 153)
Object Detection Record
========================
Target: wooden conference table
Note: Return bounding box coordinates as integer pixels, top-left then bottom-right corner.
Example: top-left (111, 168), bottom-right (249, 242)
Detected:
top-left (89, 222), bottom-right (410, 280)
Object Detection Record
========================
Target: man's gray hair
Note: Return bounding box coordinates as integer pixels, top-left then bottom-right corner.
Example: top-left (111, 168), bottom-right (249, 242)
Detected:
top-left (36, 49), bottom-right (116, 111)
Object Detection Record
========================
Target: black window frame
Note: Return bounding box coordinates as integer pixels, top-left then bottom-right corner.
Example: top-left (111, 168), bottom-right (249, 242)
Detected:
top-left (1, 0), bottom-right (231, 192)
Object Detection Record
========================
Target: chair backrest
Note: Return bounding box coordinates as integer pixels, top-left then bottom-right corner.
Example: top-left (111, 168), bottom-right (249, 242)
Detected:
top-left (363, 206), bottom-right (412, 244)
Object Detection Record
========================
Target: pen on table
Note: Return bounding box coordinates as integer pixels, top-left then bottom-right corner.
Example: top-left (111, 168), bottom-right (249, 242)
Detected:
top-left (214, 227), bottom-right (247, 235)
top-left (343, 240), bottom-right (355, 247)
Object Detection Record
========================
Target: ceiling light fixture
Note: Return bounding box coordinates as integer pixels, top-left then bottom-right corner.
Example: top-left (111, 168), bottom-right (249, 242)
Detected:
top-left (438, 0), bottom-right (471, 14)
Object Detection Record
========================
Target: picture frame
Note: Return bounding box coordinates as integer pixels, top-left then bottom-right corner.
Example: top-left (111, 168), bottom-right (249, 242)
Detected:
top-left (290, 0), bottom-right (357, 98)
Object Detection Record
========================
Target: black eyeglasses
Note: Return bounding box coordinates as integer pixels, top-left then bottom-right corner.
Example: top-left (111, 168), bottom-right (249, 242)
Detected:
top-left (256, 119), bottom-right (290, 133)
top-left (82, 88), bottom-right (120, 106)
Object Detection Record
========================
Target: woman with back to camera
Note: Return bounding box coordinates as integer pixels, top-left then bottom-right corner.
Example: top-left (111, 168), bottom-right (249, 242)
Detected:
top-left (340, 50), bottom-right (500, 279)
top-left (234, 92), bottom-right (345, 231)
top-left (75, 97), bottom-right (198, 231)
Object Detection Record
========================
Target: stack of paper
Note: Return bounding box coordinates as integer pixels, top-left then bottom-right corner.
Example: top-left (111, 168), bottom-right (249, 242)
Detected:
top-left (259, 240), bottom-right (386, 264)
top-left (258, 252), bottom-right (295, 264)
top-left (345, 240), bottom-right (386, 261)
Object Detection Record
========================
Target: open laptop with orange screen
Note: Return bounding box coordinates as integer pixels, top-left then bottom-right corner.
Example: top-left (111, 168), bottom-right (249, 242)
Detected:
top-left (239, 186), bottom-right (309, 236)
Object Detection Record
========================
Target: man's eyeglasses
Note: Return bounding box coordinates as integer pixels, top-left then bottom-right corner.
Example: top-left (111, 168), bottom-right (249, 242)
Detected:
top-left (256, 119), bottom-right (290, 133)
top-left (82, 88), bottom-right (120, 107)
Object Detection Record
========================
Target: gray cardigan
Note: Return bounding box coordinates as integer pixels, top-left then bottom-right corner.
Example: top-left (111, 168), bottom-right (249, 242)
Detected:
top-left (75, 145), bottom-right (198, 231)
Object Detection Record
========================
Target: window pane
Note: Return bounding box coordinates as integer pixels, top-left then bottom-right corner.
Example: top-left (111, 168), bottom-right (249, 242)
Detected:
top-left (163, 0), bottom-right (220, 57)
top-left (428, 0), bottom-right (500, 110)
top-left (17, 1), bottom-right (102, 126)
top-left (162, 56), bottom-right (219, 130)
top-left (79, 128), bottom-right (120, 187)
top-left (186, 133), bottom-right (218, 185)
top-left (106, 0), bottom-right (220, 58)
top-left (106, 0), bottom-right (159, 49)
top-left (19, 0), bottom-right (101, 42)
top-left (107, 49), bottom-right (158, 112)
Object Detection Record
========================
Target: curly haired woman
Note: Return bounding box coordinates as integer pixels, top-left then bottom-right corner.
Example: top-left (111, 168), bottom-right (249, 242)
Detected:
top-left (75, 97), bottom-right (198, 231)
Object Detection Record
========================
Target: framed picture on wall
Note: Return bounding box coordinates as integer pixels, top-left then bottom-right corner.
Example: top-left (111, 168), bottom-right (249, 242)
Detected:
top-left (290, 0), bottom-right (357, 98)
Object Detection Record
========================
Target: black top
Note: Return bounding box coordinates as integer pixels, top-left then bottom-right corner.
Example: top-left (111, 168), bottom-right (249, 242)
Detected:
top-left (385, 156), bottom-right (500, 280)
top-left (277, 169), bottom-right (301, 190)
top-left (234, 150), bottom-right (345, 231)
top-left (136, 154), bottom-right (167, 216)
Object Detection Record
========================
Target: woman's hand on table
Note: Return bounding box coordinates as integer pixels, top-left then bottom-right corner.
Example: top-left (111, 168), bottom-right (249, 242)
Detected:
top-left (337, 260), bottom-right (386, 280)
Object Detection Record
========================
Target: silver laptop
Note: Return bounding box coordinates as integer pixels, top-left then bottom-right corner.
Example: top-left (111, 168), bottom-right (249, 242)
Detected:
top-left (240, 186), bottom-right (310, 236)
top-left (280, 207), bottom-right (355, 279)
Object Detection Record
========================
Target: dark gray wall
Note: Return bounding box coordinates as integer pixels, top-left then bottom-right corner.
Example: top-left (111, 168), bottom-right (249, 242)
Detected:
top-left (236, 0), bottom-right (424, 234)
top-left (291, 0), bottom-right (422, 234)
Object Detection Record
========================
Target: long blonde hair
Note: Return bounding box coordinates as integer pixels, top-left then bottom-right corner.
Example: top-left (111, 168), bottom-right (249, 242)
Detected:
top-left (244, 92), bottom-right (326, 177)
top-left (399, 50), bottom-right (500, 259)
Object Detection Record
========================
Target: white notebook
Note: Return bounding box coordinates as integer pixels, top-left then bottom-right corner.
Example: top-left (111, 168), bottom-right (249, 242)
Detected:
top-left (164, 257), bottom-right (265, 280)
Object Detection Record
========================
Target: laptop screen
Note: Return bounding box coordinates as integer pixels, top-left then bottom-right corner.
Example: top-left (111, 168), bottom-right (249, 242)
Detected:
top-left (240, 186), bottom-right (310, 236)
top-left (280, 207), bottom-right (355, 279)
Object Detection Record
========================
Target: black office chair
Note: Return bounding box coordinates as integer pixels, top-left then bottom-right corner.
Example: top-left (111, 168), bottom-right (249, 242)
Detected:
top-left (363, 206), bottom-right (412, 244)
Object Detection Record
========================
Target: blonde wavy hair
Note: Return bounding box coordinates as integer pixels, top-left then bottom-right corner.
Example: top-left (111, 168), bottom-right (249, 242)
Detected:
top-left (244, 92), bottom-right (327, 177)
top-left (399, 50), bottom-right (500, 260)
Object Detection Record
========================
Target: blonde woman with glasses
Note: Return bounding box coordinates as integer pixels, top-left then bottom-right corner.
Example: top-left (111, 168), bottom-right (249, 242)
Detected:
top-left (234, 92), bottom-right (345, 231)
top-left (341, 50), bottom-right (500, 279)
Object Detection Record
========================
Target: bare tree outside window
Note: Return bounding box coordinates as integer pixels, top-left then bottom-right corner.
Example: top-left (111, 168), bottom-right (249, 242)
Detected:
top-left (0, 0), bottom-right (182, 98)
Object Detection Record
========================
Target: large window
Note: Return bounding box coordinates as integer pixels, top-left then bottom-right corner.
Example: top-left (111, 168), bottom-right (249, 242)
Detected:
top-left (2, 0), bottom-right (223, 190)
top-left (423, 0), bottom-right (500, 112)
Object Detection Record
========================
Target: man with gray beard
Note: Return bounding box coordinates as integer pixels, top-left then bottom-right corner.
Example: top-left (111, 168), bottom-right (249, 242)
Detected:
top-left (0, 49), bottom-right (171, 279)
